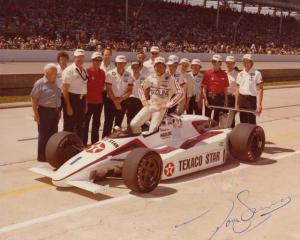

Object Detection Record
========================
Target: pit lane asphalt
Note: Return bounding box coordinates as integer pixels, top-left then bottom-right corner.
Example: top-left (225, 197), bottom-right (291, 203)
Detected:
top-left (1, 87), bottom-right (300, 240)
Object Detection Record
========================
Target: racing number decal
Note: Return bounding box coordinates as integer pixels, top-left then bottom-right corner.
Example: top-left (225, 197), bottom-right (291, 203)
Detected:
top-left (164, 162), bottom-right (175, 177)
top-left (86, 142), bottom-right (105, 153)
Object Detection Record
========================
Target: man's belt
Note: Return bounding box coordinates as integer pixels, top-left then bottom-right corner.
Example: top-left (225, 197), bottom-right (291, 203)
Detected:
top-left (208, 92), bottom-right (224, 98)
top-left (69, 92), bottom-right (86, 99)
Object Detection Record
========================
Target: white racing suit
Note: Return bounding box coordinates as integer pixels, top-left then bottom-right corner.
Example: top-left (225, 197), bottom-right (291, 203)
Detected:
top-left (130, 73), bottom-right (183, 134)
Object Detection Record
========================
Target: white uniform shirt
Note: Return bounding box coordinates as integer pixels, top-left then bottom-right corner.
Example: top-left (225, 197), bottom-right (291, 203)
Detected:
top-left (62, 63), bottom-right (88, 94)
top-left (131, 74), bottom-right (146, 99)
top-left (144, 58), bottom-right (155, 74)
top-left (106, 69), bottom-right (134, 98)
top-left (236, 67), bottom-right (263, 96)
top-left (56, 64), bottom-right (63, 89)
top-left (100, 61), bottom-right (115, 75)
top-left (188, 72), bottom-right (204, 101)
top-left (226, 69), bottom-right (239, 94)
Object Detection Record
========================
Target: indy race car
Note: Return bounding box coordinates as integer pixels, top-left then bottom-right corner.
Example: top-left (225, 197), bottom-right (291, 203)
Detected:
top-left (30, 106), bottom-right (265, 194)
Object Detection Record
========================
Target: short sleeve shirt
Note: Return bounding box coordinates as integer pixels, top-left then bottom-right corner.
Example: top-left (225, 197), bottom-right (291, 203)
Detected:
top-left (202, 69), bottom-right (229, 94)
top-left (106, 69), bottom-right (134, 97)
top-left (226, 69), bottom-right (239, 94)
top-left (62, 63), bottom-right (88, 94)
top-left (30, 77), bottom-right (61, 108)
top-left (188, 72), bottom-right (204, 100)
top-left (237, 67), bottom-right (263, 96)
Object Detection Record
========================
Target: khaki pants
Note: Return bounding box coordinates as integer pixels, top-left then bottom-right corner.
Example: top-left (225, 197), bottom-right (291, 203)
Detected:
top-left (130, 105), bottom-right (167, 134)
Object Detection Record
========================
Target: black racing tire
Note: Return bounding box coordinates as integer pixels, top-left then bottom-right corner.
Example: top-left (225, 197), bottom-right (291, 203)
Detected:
top-left (122, 148), bottom-right (163, 193)
top-left (229, 123), bottom-right (265, 162)
top-left (45, 131), bottom-right (83, 169)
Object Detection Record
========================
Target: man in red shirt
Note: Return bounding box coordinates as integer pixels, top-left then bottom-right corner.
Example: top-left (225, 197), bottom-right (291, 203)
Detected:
top-left (202, 54), bottom-right (229, 122)
top-left (83, 52), bottom-right (105, 146)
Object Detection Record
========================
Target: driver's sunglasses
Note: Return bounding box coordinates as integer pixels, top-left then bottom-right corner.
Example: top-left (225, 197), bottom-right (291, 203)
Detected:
top-left (93, 58), bottom-right (103, 62)
top-left (211, 60), bottom-right (219, 63)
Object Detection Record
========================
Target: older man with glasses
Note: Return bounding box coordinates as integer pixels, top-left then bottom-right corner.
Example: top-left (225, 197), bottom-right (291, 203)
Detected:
top-left (82, 52), bottom-right (106, 146)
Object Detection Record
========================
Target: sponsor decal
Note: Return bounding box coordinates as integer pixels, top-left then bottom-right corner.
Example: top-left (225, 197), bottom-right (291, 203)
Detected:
top-left (150, 87), bottom-right (169, 98)
top-left (179, 155), bottom-right (203, 171)
top-left (205, 151), bottom-right (221, 164)
top-left (164, 162), bottom-right (175, 177)
top-left (179, 151), bottom-right (221, 172)
top-left (104, 138), bottom-right (119, 148)
top-left (86, 142), bottom-right (105, 153)
top-left (160, 127), bottom-right (172, 139)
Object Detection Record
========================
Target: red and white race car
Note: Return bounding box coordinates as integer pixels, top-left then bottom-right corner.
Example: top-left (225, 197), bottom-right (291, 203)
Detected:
top-left (30, 107), bottom-right (265, 194)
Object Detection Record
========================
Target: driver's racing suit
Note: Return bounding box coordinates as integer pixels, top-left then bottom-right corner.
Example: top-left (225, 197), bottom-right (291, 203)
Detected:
top-left (130, 72), bottom-right (183, 134)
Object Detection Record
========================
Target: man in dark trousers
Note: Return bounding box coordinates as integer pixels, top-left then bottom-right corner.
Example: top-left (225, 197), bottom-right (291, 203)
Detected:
top-left (30, 63), bottom-right (61, 162)
top-left (202, 54), bottom-right (229, 122)
top-left (236, 54), bottom-right (263, 124)
top-left (62, 49), bottom-right (88, 140)
top-left (83, 52), bottom-right (105, 146)
top-left (102, 55), bottom-right (133, 137)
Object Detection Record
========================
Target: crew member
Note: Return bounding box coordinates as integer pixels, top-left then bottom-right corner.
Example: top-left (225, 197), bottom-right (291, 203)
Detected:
top-left (225, 55), bottom-right (238, 127)
top-left (178, 58), bottom-right (192, 114)
top-left (102, 55), bottom-right (133, 137)
top-left (187, 59), bottom-right (203, 114)
top-left (83, 52), bottom-right (105, 146)
top-left (202, 54), bottom-right (229, 122)
top-left (144, 46), bottom-right (160, 74)
top-left (136, 51), bottom-right (151, 77)
top-left (236, 54), bottom-right (263, 124)
top-left (30, 63), bottom-right (61, 162)
top-left (126, 60), bottom-right (146, 125)
top-left (62, 49), bottom-right (88, 140)
top-left (130, 57), bottom-right (183, 134)
top-left (56, 51), bottom-right (69, 89)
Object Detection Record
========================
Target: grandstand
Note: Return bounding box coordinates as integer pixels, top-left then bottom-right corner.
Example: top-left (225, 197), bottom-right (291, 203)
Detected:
top-left (0, 0), bottom-right (299, 54)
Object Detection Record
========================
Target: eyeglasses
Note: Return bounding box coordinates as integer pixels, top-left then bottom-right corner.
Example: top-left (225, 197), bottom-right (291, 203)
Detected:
top-left (93, 58), bottom-right (102, 62)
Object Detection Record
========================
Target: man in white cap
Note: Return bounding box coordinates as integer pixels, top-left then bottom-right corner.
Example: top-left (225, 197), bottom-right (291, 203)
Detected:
top-left (236, 54), bottom-right (263, 124)
top-left (166, 55), bottom-right (186, 114)
top-left (187, 59), bottom-right (204, 114)
top-left (30, 63), bottom-right (61, 162)
top-left (83, 52), bottom-right (106, 146)
top-left (102, 55), bottom-right (133, 137)
top-left (144, 46), bottom-right (159, 73)
top-left (225, 55), bottom-right (239, 127)
top-left (202, 54), bottom-right (229, 122)
top-left (62, 49), bottom-right (88, 140)
top-left (130, 57), bottom-right (183, 134)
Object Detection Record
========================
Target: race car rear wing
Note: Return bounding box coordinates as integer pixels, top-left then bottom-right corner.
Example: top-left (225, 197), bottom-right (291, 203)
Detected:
top-left (207, 105), bottom-right (259, 128)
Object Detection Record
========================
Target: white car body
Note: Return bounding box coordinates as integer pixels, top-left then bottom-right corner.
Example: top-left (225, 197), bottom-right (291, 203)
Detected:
top-left (31, 114), bottom-right (232, 194)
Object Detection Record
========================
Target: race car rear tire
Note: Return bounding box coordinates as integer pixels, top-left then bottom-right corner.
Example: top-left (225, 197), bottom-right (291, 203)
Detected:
top-left (46, 131), bottom-right (83, 169)
top-left (229, 123), bottom-right (265, 162)
top-left (123, 148), bottom-right (162, 193)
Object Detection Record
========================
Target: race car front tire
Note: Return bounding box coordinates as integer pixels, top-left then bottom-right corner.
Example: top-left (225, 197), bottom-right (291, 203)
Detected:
top-left (123, 148), bottom-right (163, 193)
top-left (229, 123), bottom-right (265, 162)
top-left (46, 131), bottom-right (84, 169)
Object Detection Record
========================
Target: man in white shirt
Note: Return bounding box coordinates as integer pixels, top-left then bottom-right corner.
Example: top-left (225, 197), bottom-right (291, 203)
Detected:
top-left (100, 48), bottom-right (115, 74)
top-left (225, 55), bottom-right (239, 127)
top-left (56, 51), bottom-right (69, 89)
top-left (102, 55), bottom-right (133, 137)
top-left (187, 59), bottom-right (203, 115)
top-left (136, 51), bottom-right (151, 78)
top-left (144, 46), bottom-right (159, 74)
top-left (62, 49), bottom-right (88, 139)
top-left (125, 60), bottom-right (146, 125)
top-left (236, 54), bottom-right (263, 124)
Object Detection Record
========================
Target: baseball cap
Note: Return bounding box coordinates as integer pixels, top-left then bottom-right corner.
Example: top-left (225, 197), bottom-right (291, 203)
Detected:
top-left (211, 54), bottom-right (222, 62)
top-left (242, 54), bottom-right (253, 61)
top-left (131, 60), bottom-right (140, 66)
top-left (74, 49), bottom-right (85, 57)
top-left (226, 56), bottom-right (235, 62)
top-left (43, 63), bottom-right (58, 72)
top-left (154, 56), bottom-right (166, 65)
top-left (191, 59), bottom-right (202, 65)
top-left (179, 58), bottom-right (190, 64)
top-left (150, 46), bottom-right (159, 53)
top-left (168, 55), bottom-right (179, 64)
top-left (91, 52), bottom-right (102, 60)
top-left (115, 55), bottom-right (127, 63)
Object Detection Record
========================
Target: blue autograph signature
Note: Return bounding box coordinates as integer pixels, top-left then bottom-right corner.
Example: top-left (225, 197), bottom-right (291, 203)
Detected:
top-left (174, 190), bottom-right (292, 239)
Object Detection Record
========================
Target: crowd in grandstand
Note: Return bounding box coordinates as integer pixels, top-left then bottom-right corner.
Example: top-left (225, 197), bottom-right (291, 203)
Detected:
top-left (1, 0), bottom-right (300, 54)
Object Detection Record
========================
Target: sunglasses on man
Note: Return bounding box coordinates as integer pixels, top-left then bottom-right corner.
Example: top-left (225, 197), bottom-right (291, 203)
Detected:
top-left (93, 58), bottom-right (103, 62)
